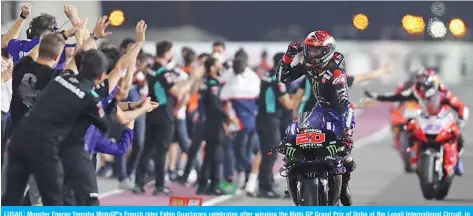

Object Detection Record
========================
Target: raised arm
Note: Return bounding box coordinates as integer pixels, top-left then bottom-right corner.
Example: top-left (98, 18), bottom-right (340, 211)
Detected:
top-left (1, 3), bottom-right (31, 48)
top-left (352, 65), bottom-right (390, 85)
top-left (64, 5), bottom-right (91, 43)
top-left (276, 41), bottom-right (305, 83)
top-left (64, 16), bottom-right (110, 73)
top-left (108, 20), bottom-right (147, 93)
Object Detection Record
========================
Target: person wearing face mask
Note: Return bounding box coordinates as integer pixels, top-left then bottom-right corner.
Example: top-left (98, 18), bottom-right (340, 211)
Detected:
top-left (254, 53), bottom-right (294, 198)
top-left (133, 41), bottom-right (204, 196)
top-left (220, 53), bottom-right (261, 190)
top-left (195, 56), bottom-right (232, 195)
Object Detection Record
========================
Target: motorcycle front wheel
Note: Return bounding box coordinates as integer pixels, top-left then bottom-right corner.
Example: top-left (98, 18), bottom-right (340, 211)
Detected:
top-left (299, 178), bottom-right (327, 206)
top-left (418, 152), bottom-right (439, 200)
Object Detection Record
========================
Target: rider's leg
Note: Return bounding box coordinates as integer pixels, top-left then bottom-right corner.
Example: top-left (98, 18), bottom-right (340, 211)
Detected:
top-left (455, 135), bottom-right (464, 176)
top-left (339, 107), bottom-right (356, 206)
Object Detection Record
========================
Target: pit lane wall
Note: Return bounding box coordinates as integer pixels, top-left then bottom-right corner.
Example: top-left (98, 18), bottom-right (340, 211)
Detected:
top-left (142, 41), bottom-right (473, 85)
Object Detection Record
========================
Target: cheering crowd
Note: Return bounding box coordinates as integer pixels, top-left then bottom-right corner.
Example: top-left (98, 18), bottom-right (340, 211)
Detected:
top-left (0, 4), bottom-right (390, 206)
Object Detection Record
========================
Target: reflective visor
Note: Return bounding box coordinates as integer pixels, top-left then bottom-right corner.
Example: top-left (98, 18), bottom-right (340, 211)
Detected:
top-left (304, 45), bottom-right (328, 60)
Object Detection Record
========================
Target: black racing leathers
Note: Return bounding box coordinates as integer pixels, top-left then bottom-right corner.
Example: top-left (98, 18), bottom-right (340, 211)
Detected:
top-left (277, 52), bottom-right (353, 143)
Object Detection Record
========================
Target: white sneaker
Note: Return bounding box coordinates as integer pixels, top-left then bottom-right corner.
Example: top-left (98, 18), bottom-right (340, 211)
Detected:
top-left (118, 178), bottom-right (133, 190)
top-left (245, 173), bottom-right (258, 194)
top-left (188, 169), bottom-right (198, 183)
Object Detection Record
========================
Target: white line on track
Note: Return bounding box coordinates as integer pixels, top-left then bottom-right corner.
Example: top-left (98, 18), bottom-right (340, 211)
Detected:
top-left (99, 124), bottom-right (391, 203)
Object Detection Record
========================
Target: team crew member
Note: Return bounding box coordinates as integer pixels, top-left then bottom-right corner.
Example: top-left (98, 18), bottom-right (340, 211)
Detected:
top-left (4, 5), bottom-right (81, 69)
top-left (133, 41), bottom-right (203, 196)
top-left (2, 49), bottom-right (113, 206)
top-left (177, 62), bottom-right (208, 186)
top-left (0, 4), bottom-right (31, 50)
top-left (255, 53), bottom-right (293, 198)
top-left (7, 34), bottom-right (66, 138)
top-left (60, 20), bottom-right (149, 206)
top-left (4, 33), bottom-right (67, 206)
top-left (196, 57), bottom-right (229, 195)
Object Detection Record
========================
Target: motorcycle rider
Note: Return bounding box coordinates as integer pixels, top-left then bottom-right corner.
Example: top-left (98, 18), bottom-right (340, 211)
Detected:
top-left (276, 30), bottom-right (355, 206)
top-left (365, 74), bottom-right (469, 176)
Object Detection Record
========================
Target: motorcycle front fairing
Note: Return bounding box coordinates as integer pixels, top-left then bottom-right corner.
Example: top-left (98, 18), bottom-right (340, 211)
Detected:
top-left (409, 107), bottom-right (461, 176)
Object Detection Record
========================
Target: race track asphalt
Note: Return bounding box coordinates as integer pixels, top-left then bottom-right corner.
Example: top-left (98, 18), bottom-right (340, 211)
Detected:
top-left (96, 83), bottom-right (473, 206)
top-left (211, 84), bottom-right (473, 206)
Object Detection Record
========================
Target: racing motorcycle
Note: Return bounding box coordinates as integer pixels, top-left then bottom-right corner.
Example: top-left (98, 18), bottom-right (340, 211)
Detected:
top-left (391, 101), bottom-right (422, 173)
top-left (269, 112), bottom-right (346, 206)
top-left (407, 105), bottom-right (460, 200)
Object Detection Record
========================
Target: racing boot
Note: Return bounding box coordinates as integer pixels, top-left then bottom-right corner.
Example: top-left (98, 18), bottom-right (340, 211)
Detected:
top-left (455, 159), bottom-right (464, 176)
top-left (284, 188), bottom-right (290, 198)
top-left (340, 172), bottom-right (352, 206)
top-left (455, 148), bottom-right (464, 176)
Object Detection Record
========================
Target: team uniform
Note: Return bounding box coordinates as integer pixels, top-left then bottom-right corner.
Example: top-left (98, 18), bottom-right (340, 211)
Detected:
top-left (2, 72), bottom-right (110, 206)
top-left (8, 37), bottom-right (74, 69)
top-left (256, 69), bottom-right (288, 196)
top-left (197, 77), bottom-right (228, 194)
top-left (134, 63), bottom-right (176, 194)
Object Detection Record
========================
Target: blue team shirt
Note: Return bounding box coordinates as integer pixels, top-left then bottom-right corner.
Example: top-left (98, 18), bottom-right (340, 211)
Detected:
top-left (7, 37), bottom-right (75, 69)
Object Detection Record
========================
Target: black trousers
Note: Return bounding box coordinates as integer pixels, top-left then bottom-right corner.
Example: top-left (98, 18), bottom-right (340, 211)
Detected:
top-left (181, 115), bottom-right (205, 180)
top-left (135, 117), bottom-right (174, 188)
top-left (197, 124), bottom-right (225, 189)
top-left (2, 143), bottom-right (64, 206)
top-left (61, 144), bottom-right (99, 206)
top-left (257, 115), bottom-right (281, 191)
top-left (126, 114), bottom-right (146, 177)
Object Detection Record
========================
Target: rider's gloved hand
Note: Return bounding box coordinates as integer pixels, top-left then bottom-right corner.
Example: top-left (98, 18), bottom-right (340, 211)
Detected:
top-left (364, 90), bottom-right (378, 99)
top-left (285, 41), bottom-right (303, 58)
top-left (340, 129), bottom-right (353, 154)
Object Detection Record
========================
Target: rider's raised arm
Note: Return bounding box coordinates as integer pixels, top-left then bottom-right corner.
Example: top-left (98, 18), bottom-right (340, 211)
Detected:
top-left (276, 61), bottom-right (304, 84)
top-left (367, 89), bottom-right (416, 102)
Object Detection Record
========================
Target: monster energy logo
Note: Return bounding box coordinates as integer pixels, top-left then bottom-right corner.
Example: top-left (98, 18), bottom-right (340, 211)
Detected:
top-left (305, 172), bottom-right (318, 179)
top-left (286, 147), bottom-right (297, 160)
top-left (326, 145), bottom-right (339, 156)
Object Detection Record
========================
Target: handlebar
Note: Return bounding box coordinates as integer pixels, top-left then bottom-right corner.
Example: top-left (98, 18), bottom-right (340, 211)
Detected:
top-left (268, 142), bottom-right (346, 157)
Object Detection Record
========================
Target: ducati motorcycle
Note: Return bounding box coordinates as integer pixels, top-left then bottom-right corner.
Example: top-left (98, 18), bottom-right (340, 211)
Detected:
top-left (407, 106), bottom-right (461, 200)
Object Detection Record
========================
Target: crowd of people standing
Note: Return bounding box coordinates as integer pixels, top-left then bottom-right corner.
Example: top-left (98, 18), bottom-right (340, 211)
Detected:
top-left (0, 3), bottom-right (389, 206)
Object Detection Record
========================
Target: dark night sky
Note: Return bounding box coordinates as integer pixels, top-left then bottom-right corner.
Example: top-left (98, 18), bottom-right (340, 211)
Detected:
top-left (102, 1), bottom-right (473, 41)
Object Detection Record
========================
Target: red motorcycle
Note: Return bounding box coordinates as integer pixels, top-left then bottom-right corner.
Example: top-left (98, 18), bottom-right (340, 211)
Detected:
top-left (407, 105), bottom-right (461, 200)
top-left (391, 100), bottom-right (422, 173)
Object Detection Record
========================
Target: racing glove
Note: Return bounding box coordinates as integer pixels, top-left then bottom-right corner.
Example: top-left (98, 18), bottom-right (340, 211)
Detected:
top-left (341, 129), bottom-right (353, 154)
top-left (458, 119), bottom-right (466, 129)
top-left (364, 90), bottom-right (378, 100)
top-left (285, 41), bottom-right (303, 58)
